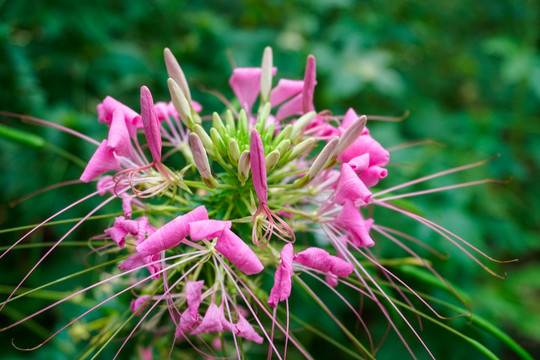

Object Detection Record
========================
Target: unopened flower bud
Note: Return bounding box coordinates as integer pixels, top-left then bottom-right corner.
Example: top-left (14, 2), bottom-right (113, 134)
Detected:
top-left (189, 133), bottom-right (217, 188)
top-left (276, 139), bottom-right (291, 156)
top-left (225, 109), bottom-right (236, 134)
top-left (210, 128), bottom-right (226, 156)
top-left (334, 115), bottom-right (367, 157)
top-left (291, 111), bottom-right (317, 140)
top-left (238, 150), bottom-right (251, 184)
top-left (260, 46), bottom-right (273, 103)
top-left (238, 109), bottom-right (248, 135)
top-left (265, 149), bottom-right (280, 171)
top-left (164, 48), bottom-right (191, 102)
top-left (288, 138), bottom-right (315, 161)
top-left (295, 136), bottom-right (339, 187)
top-left (228, 138), bottom-right (240, 163)
top-left (168, 78), bottom-right (193, 129)
top-left (212, 112), bottom-right (226, 134)
top-left (193, 124), bottom-right (214, 157)
top-left (273, 124), bottom-right (293, 145)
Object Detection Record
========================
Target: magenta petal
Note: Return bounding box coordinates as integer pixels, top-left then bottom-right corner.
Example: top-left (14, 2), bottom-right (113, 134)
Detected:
top-left (118, 252), bottom-right (146, 272)
top-left (302, 55), bottom-right (316, 113)
top-left (328, 256), bottom-right (354, 278)
top-left (275, 93), bottom-right (303, 122)
top-left (97, 96), bottom-right (140, 136)
top-left (234, 315), bottom-right (264, 344)
top-left (107, 109), bottom-right (133, 158)
top-left (179, 309), bottom-right (199, 334)
top-left (359, 165), bottom-right (388, 187)
top-left (348, 154), bottom-right (370, 173)
top-left (153, 102), bottom-right (170, 122)
top-left (185, 280), bottom-right (204, 318)
top-left (140, 86), bottom-right (162, 163)
top-left (250, 129), bottom-right (268, 204)
top-left (215, 229), bottom-right (264, 275)
top-left (136, 206), bottom-right (208, 256)
top-left (336, 200), bottom-right (375, 247)
top-left (189, 220), bottom-right (231, 241)
top-left (339, 134), bottom-right (390, 167)
top-left (131, 295), bottom-right (151, 316)
top-left (268, 243), bottom-right (293, 308)
top-left (80, 140), bottom-right (121, 183)
top-left (334, 163), bottom-right (372, 205)
top-left (191, 303), bottom-right (224, 335)
top-left (190, 100), bottom-right (202, 113)
top-left (325, 274), bottom-right (339, 287)
top-left (229, 67), bottom-right (277, 114)
top-left (293, 247), bottom-right (332, 273)
top-left (270, 79), bottom-right (304, 106)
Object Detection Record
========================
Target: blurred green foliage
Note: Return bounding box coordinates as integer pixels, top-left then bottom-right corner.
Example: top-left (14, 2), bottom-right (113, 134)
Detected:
top-left (0, 0), bottom-right (538, 359)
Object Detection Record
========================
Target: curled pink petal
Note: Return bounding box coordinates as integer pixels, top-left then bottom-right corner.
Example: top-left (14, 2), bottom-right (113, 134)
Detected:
top-left (191, 303), bottom-right (224, 335)
top-left (270, 79), bottom-right (304, 106)
top-left (107, 109), bottom-right (133, 158)
top-left (185, 280), bottom-right (204, 317)
top-left (335, 200), bottom-right (375, 247)
top-left (215, 229), bottom-right (264, 275)
top-left (80, 140), bottom-right (121, 183)
top-left (118, 252), bottom-right (161, 279)
top-left (136, 205), bottom-right (208, 256)
top-left (268, 243), bottom-right (294, 307)
top-left (293, 247), bottom-right (332, 273)
top-left (339, 134), bottom-right (390, 167)
top-left (348, 154), bottom-right (370, 173)
top-left (104, 216), bottom-right (151, 247)
top-left (229, 67), bottom-right (277, 114)
top-left (140, 86), bottom-right (162, 163)
top-left (250, 129), bottom-right (268, 204)
top-left (359, 165), bottom-right (388, 187)
top-left (234, 315), bottom-right (264, 344)
top-left (179, 308), bottom-right (199, 334)
top-left (189, 220), bottom-right (231, 241)
top-left (328, 255), bottom-right (354, 278)
top-left (334, 163), bottom-right (372, 205)
top-left (97, 96), bottom-right (141, 136)
top-left (130, 295), bottom-right (151, 316)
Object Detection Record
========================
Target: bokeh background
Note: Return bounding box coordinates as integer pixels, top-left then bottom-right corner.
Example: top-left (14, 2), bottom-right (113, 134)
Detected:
top-left (0, 1), bottom-right (538, 359)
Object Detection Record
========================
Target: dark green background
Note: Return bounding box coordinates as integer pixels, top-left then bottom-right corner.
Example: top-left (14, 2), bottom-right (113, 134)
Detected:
top-left (0, 1), bottom-right (538, 359)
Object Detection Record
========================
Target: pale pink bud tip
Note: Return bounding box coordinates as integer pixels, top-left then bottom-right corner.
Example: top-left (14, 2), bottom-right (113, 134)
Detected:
top-left (136, 205), bottom-right (209, 256)
top-left (140, 86), bottom-right (162, 163)
top-left (268, 243), bottom-right (294, 307)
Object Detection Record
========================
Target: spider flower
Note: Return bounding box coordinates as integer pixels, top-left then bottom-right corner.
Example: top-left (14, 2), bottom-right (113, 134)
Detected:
top-left (0, 46), bottom-right (520, 360)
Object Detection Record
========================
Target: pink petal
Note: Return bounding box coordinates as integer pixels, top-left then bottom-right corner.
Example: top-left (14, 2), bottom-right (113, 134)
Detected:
top-left (189, 220), bottom-right (231, 241)
top-left (131, 295), bottom-right (151, 316)
top-left (136, 206), bottom-right (208, 256)
top-left (191, 303), bottom-right (224, 335)
top-left (140, 86), bottom-right (162, 163)
top-left (335, 200), bottom-right (375, 247)
top-left (275, 93), bottom-right (302, 122)
top-left (359, 165), bottom-right (388, 187)
top-left (334, 163), bottom-right (372, 205)
top-left (118, 252), bottom-right (145, 272)
top-left (302, 55), bottom-right (316, 113)
top-left (97, 96), bottom-right (140, 136)
top-left (250, 129), bottom-right (268, 204)
top-left (107, 109), bottom-right (133, 158)
top-left (270, 79), bottom-right (304, 106)
top-left (234, 315), bottom-right (263, 344)
top-left (191, 100), bottom-right (202, 113)
top-left (325, 274), bottom-right (338, 287)
top-left (328, 256), bottom-right (354, 278)
top-left (215, 229), bottom-right (264, 275)
top-left (144, 253), bottom-right (161, 279)
top-left (293, 247), bottom-right (332, 273)
top-left (80, 140), bottom-right (121, 183)
top-left (229, 67), bottom-right (276, 114)
top-left (339, 134), bottom-right (390, 167)
top-left (268, 243), bottom-right (293, 308)
top-left (185, 280), bottom-right (204, 318)
top-left (342, 108), bottom-right (370, 135)
top-left (179, 308), bottom-right (199, 334)
top-left (347, 154), bottom-right (370, 173)
top-left (154, 102), bottom-right (170, 122)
